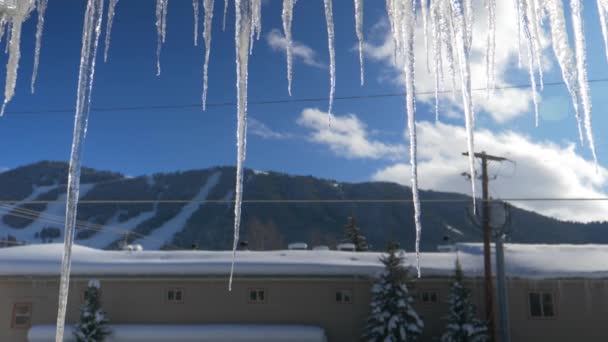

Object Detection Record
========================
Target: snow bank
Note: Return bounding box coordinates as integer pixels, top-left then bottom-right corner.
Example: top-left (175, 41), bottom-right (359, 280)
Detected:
top-left (28, 324), bottom-right (327, 342)
top-left (2, 243), bottom-right (608, 279)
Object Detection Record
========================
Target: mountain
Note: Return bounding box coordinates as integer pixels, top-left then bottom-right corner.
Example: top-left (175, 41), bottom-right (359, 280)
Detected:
top-left (0, 161), bottom-right (606, 251)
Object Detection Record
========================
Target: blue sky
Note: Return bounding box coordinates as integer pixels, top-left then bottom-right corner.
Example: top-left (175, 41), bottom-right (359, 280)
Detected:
top-left (1, 0), bottom-right (608, 221)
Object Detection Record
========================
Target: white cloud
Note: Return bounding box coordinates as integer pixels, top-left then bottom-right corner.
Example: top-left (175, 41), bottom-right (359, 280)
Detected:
top-left (249, 117), bottom-right (291, 140)
top-left (372, 121), bottom-right (608, 222)
top-left (363, 1), bottom-right (551, 123)
top-left (296, 108), bottom-right (405, 160)
top-left (266, 29), bottom-right (325, 68)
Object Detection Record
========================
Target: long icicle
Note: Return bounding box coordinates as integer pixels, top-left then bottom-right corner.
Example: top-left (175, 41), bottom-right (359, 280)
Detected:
top-left (30, 0), bottom-right (48, 94)
top-left (55, 1), bottom-right (104, 340)
top-left (354, 0), bottom-right (364, 85)
top-left (193, 0), bottom-right (199, 46)
top-left (324, 0), bottom-right (336, 116)
top-left (526, 0), bottom-right (544, 90)
top-left (282, 0), bottom-right (295, 95)
top-left (202, 0), bottom-right (214, 110)
top-left (544, 0), bottom-right (584, 143)
top-left (249, 0), bottom-right (261, 55)
top-left (450, 0), bottom-right (477, 216)
top-left (229, 0), bottom-right (252, 291)
top-left (570, 0), bottom-right (597, 164)
top-left (521, 0), bottom-right (540, 126)
top-left (103, 0), bottom-right (118, 62)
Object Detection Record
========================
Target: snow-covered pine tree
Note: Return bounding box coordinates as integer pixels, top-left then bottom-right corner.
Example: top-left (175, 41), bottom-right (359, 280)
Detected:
top-left (73, 280), bottom-right (110, 342)
top-left (363, 242), bottom-right (423, 341)
top-left (343, 216), bottom-right (368, 251)
top-left (441, 259), bottom-right (489, 342)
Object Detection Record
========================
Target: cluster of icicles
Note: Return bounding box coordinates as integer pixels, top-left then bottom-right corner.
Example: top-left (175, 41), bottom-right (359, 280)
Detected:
top-left (0, 0), bottom-right (603, 340)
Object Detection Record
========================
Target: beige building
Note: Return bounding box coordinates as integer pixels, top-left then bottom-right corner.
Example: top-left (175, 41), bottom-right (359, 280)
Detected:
top-left (0, 243), bottom-right (606, 341)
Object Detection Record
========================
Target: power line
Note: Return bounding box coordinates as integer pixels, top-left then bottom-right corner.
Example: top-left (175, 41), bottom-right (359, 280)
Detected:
top-left (0, 197), bottom-right (605, 204)
top-left (6, 77), bottom-right (608, 115)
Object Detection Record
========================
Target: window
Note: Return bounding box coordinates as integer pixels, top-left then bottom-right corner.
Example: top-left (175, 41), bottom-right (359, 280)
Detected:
top-left (529, 292), bottom-right (555, 318)
top-left (335, 289), bottom-right (353, 304)
top-left (248, 288), bottom-right (266, 303)
top-left (166, 288), bottom-right (184, 302)
top-left (11, 303), bottom-right (32, 329)
top-left (421, 291), bottom-right (438, 304)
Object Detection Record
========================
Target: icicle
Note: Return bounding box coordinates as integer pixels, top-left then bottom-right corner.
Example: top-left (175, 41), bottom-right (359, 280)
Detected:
top-left (570, 0), bottom-right (597, 164)
top-left (526, 0), bottom-right (544, 90)
top-left (229, 0), bottom-right (252, 291)
top-left (155, 0), bottom-right (168, 76)
top-left (521, 1), bottom-right (540, 126)
top-left (450, 0), bottom-right (477, 216)
top-left (324, 0), bottom-right (335, 116)
top-left (2, 0), bottom-right (35, 116)
top-left (249, 0), bottom-right (261, 55)
top-left (0, 17), bottom-right (7, 45)
top-left (544, 0), bottom-right (584, 143)
top-left (439, 0), bottom-right (457, 97)
top-left (222, 0), bottom-right (229, 31)
top-left (386, 0), bottom-right (422, 277)
top-left (193, 0), bottom-right (199, 46)
top-left (354, 0), bottom-right (364, 85)
top-left (30, 0), bottom-right (47, 94)
top-left (55, 1), bottom-right (105, 340)
top-left (103, 0), bottom-right (118, 63)
top-left (598, 0), bottom-right (608, 63)
top-left (485, 0), bottom-right (496, 93)
top-left (430, 0), bottom-right (442, 120)
top-left (516, 0), bottom-right (523, 68)
top-left (463, 0), bottom-right (473, 52)
top-left (282, 0), bottom-right (294, 95)
top-left (202, 0), bottom-right (214, 110)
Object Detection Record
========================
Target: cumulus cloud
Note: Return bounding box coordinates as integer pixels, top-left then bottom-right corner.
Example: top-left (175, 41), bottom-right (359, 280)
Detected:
top-left (249, 117), bottom-right (291, 140)
top-left (297, 108), bottom-right (405, 160)
top-left (266, 29), bottom-right (325, 68)
top-left (372, 121), bottom-right (608, 222)
top-left (363, 1), bottom-right (550, 123)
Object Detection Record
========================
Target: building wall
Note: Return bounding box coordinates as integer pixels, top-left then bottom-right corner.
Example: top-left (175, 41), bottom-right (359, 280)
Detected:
top-left (2, 276), bottom-right (607, 341)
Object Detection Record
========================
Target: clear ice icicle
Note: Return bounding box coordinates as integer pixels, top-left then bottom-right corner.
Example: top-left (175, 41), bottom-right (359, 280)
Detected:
top-left (544, 0), bottom-right (584, 143)
top-left (30, 0), bottom-right (47, 94)
top-left (55, 1), bottom-right (105, 340)
top-left (521, 0), bottom-right (540, 126)
top-left (103, 0), bottom-right (118, 63)
top-left (570, 0), bottom-right (597, 164)
top-left (229, 0), bottom-right (252, 291)
top-left (193, 0), bottom-right (199, 46)
top-left (249, 0), bottom-right (261, 55)
top-left (155, 0), bottom-right (168, 76)
top-left (324, 0), bottom-right (335, 115)
top-left (2, 0), bottom-right (35, 115)
top-left (282, 0), bottom-right (294, 95)
top-left (223, 0), bottom-right (229, 31)
top-left (485, 0), bottom-right (496, 93)
top-left (354, 0), bottom-right (364, 85)
top-left (525, 0), bottom-right (544, 90)
top-left (450, 0), bottom-right (477, 216)
top-left (386, 0), bottom-right (422, 277)
top-left (202, 0), bottom-right (214, 110)
top-left (430, 0), bottom-right (442, 121)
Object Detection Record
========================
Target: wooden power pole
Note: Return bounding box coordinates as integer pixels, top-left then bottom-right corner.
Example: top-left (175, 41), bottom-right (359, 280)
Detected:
top-left (463, 151), bottom-right (507, 341)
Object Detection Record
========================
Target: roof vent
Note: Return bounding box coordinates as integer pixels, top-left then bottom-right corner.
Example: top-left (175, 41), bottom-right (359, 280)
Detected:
top-left (288, 242), bottom-right (308, 250)
top-left (337, 243), bottom-right (355, 251)
top-left (312, 245), bottom-right (330, 251)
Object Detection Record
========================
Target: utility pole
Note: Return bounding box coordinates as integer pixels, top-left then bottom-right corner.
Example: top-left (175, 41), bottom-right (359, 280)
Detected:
top-left (462, 151), bottom-right (506, 341)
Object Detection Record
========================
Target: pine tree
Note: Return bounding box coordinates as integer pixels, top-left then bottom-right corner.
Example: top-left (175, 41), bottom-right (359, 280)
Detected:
top-left (441, 260), bottom-right (489, 342)
top-left (73, 280), bottom-right (110, 342)
top-left (363, 243), bottom-right (423, 341)
top-left (343, 216), bottom-right (368, 251)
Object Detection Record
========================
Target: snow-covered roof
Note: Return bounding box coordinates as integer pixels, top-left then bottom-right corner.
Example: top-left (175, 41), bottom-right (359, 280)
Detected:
top-left (0, 243), bottom-right (607, 279)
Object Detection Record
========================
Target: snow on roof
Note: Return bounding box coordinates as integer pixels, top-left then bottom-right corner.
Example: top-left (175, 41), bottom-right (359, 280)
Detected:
top-left (29, 324), bottom-right (327, 342)
top-left (0, 243), bottom-right (607, 279)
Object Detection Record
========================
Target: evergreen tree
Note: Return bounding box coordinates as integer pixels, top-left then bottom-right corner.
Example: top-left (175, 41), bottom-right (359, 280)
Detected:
top-left (343, 216), bottom-right (368, 251)
top-left (441, 260), bottom-right (489, 342)
top-left (73, 280), bottom-right (110, 342)
top-left (363, 243), bottom-right (423, 341)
